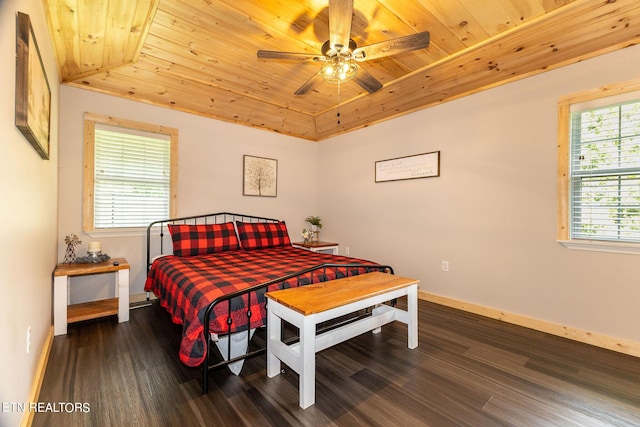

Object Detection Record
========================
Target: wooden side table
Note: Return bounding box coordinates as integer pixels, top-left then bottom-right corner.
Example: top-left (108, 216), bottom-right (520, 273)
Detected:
top-left (292, 241), bottom-right (339, 255)
top-left (53, 257), bottom-right (130, 336)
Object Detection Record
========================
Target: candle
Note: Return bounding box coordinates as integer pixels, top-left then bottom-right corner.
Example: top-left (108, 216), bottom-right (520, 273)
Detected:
top-left (88, 241), bottom-right (101, 253)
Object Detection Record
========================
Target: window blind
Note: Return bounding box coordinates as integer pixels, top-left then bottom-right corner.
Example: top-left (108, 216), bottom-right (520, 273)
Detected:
top-left (570, 100), bottom-right (640, 242)
top-left (94, 125), bottom-right (171, 229)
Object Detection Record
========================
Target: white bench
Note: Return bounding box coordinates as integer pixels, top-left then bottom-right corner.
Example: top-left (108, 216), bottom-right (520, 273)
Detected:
top-left (265, 271), bottom-right (419, 409)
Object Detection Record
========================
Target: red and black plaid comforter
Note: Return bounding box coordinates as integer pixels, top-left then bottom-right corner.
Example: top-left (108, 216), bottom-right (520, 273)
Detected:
top-left (144, 245), bottom-right (381, 367)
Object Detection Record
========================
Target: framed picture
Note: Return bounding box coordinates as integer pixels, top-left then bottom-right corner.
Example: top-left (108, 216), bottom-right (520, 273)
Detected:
top-left (375, 151), bottom-right (440, 183)
top-left (15, 12), bottom-right (51, 160)
top-left (243, 155), bottom-right (277, 197)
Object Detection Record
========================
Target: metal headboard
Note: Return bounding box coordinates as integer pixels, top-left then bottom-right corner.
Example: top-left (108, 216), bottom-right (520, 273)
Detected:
top-left (146, 211), bottom-right (280, 273)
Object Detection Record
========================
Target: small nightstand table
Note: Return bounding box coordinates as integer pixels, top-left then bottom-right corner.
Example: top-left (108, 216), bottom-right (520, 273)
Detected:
top-left (53, 258), bottom-right (130, 336)
top-left (292, 241), bottom-right (339, 255)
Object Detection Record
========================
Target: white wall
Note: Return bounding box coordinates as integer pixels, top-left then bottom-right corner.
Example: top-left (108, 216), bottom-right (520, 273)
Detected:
top-left (58, 86), bottom-right (319, 301)
top-left (319, 45), bottom-right (640, 345)
top-left (0, 1), bottom-right (59, 426)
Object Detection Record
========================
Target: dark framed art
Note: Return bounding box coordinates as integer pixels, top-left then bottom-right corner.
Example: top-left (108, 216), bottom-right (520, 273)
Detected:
top-left (16, 12), bottom-right (51, 160)
top-left (243, 155), bottom-right (278, 197)
top-left (375, 151), bottom-right (440, 183)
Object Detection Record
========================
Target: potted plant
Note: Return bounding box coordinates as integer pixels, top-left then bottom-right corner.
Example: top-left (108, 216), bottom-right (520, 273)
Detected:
top-left (305, 216), bottom-right (322, 230)
top-left (304, 216), bottom-right (322, 243)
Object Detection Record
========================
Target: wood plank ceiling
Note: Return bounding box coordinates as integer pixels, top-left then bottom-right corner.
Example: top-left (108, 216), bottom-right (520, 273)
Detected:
top-left (44, 0), bottom-right (640, 141)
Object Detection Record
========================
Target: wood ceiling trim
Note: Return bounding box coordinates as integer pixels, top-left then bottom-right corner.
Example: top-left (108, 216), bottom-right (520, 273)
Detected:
top-left (314, 0), bottom-right (640, 140)
top-left (66, 66), bottom-right (319, 140)
top-left (48, 0), bottom-right (640, 142)
top-left (130, 0), bottom-right (161, 63)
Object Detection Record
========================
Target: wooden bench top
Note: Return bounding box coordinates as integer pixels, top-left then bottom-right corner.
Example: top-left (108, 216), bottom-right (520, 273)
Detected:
top-left (265, 271), bottom-right (419, 316)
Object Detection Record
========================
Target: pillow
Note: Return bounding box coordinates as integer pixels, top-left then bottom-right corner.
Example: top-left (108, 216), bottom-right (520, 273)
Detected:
top-left (168, 222), bottom-right (239, 256)
top-left (236, 221), bottom-right (291, 250)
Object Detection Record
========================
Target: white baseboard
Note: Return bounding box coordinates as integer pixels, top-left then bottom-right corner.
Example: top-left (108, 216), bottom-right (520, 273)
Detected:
top-left (419, 291), bottom-right (640, 359)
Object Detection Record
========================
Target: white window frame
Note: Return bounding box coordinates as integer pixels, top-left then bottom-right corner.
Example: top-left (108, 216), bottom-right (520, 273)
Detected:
top-left (557, 77), bottom-right (640, 255)
top-left (83, 112), bottom-right (178, 234)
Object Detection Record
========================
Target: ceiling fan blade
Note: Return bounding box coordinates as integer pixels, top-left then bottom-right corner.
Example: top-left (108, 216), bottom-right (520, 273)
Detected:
top-left (329, 0), bottom-right (353, 53)
top-left (294, 71), bottom-right (324, 96)
top-left (353, 31), bottom-right (430, 62)
top-left (257, 50), bottom-right (326, 62)
top-left (353, 67), bottom-right (383, 94)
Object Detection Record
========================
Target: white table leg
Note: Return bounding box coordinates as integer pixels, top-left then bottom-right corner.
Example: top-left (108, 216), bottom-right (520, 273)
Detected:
top-left (266, 308), bottom-right (281, 378)
top-left (117, 269), bottom-right (129, 323)
top-left (299, 316), bottom-right (316, 409)
top-left (371, 304), bottom-right (384, 334)
top-left (407, 284), bottom-right (418, 349)
top-left (53, 275), bottom-right (68, 336)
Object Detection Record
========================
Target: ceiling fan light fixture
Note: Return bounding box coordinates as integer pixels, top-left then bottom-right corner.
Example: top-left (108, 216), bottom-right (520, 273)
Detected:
top-left (321, 55), bottom-right (357, 83)
top-left (257, 0), bottom-right (429, 97)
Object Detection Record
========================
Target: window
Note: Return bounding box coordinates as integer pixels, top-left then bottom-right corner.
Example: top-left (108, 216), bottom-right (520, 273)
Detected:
top-left (83, 113), bottom-right (178, 232)
top-left (558, 78), bottom-right (640, 251)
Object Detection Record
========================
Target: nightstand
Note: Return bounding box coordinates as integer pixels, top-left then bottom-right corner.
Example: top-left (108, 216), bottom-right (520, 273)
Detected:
top-left (53, 258), bottom-right (130, 336)
top-left (292, 241), bottom-right (339, 255)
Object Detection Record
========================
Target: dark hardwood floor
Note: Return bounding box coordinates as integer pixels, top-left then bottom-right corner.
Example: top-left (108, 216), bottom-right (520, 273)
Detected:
top-left (34, 299), bottom-right (640, 426)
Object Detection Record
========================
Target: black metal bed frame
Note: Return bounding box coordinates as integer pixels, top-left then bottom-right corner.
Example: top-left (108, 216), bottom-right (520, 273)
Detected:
top-left (146, 212), bottom-right (393, 394)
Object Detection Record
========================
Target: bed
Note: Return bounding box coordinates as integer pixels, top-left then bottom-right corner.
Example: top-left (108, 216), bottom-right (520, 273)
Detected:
top-left (144, 212), bottom-right (393, 393)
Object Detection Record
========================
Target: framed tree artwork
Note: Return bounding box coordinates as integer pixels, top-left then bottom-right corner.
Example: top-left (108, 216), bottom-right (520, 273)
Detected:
top-left (243, 155), bottom-right (277, 197)
top-left (15, 12), bottom-right (51, 160)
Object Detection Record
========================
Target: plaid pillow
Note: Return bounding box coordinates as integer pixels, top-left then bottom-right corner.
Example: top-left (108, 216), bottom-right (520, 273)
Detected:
top-left (236, 221), bottom-right (291, 250)
top-left (168, 222), bottom-right (240, 256)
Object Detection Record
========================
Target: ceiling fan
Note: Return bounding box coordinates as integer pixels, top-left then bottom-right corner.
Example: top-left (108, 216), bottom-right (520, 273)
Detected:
top-left (257, 0), bottom-right (430, 96)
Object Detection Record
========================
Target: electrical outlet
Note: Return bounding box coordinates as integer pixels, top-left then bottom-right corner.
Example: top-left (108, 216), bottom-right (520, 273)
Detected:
top-left (26, 327), bottom-right (31, 354)
top-left (442, 261), bottom-right (449, 272)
